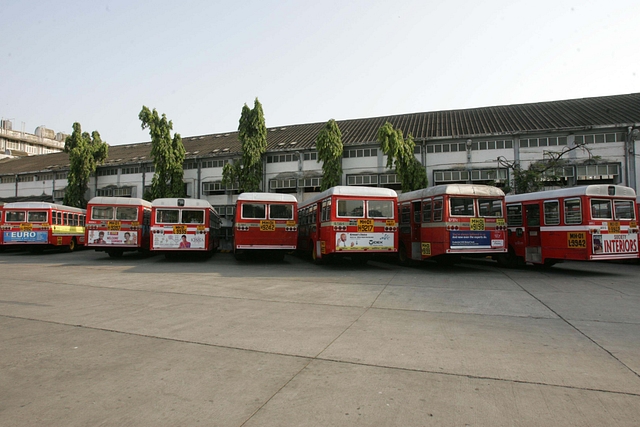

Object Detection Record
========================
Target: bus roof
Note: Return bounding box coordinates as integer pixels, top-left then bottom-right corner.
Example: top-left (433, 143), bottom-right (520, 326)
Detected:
top-left (506, 185), bottom-right (637, 204)
top-left (2, 202), bottom-right (86, 213)
top-left (237, 192), bottom-right (298, 203)
top-left (88, 197), bottom-right (153, 208)
top-left (151, 198), bottom-right (213, 208)
top-left (398, 184), bottom-right (505, 202)
top-left (299, 186), bottom-right (397, 208)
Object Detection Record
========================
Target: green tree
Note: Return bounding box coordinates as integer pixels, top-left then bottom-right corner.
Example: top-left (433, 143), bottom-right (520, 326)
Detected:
top-left (316, 119), bottom-right (343, 190)
top-left (377, 122), bottom-right (428, 192)
top-left (498, 142), bottom-right (594, 194)
top-left (63, 122), bottom-right (108, 208)
top-left (139, 106), bottom-right (186, 199)
top-left (222, 98), bottom-right (267, 192)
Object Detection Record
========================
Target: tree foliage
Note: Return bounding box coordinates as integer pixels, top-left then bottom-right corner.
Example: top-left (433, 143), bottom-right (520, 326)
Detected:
top-left (139, 106), bottom-right (186, 200)
top-left (377, 122), bottom-right (428, 192)
top-left (498, 142), bottom-right (594, 194)
top-left (222, 98), bottom-right (267, 192)
top-left (63, 122), bottom-right (108, 208)
top-left (316, 119), bottom-right (343, 190)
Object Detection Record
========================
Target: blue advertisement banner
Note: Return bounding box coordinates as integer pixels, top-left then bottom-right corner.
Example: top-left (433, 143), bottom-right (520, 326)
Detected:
top-left (3, 231), bottom-right (49, 243)
top-left (450, 231), bottom-right (491, 248)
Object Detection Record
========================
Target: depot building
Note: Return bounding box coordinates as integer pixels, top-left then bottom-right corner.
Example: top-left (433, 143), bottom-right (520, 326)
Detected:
top-left (1, 92), bottom-right (639, 223)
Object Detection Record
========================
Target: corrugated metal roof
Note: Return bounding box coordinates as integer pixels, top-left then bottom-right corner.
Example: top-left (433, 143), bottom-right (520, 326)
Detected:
top-left (1, 92), bottom-right (639, 175)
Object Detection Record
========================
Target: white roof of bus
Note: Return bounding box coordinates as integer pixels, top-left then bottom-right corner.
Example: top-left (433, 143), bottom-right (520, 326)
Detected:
top-left (237, 192), bottom-right (298, 203)
top-left (152, 198), bottom-right (213, 208)
top-left (299, 186), bottom-right (397, 208)
top-left (2, 202), bottom-right (86, 213)
top-left (506, 185), bottom-right (637, 204)
top-left (398, 184), bottom-right (505, 202)
top-left (88, 197), bottom-right (152, 208)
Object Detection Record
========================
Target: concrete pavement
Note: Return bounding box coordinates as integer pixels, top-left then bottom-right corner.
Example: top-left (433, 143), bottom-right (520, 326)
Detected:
top-left (1, 250), bottom-right (639, 426)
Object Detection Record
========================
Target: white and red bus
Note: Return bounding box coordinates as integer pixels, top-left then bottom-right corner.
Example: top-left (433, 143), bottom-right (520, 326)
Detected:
top-left (85, 197), bottom-right (153, 258)
top-left (233, 192), bottom-right (298, 261)
top-left (297, 186), bottom-right (398, 263)
top-left (501, 185), bottom-right (638, 267)
top-left (150, 198), bottom-right (221, 257)
top-left (0, 202), bottom-right (86, 252)
top-left (397, 184), bottom-right (508, 264)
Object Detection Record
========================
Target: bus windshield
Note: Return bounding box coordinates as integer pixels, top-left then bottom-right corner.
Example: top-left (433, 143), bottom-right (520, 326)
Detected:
top-left (182, 210), bottom-right (204, 224)
top-left (28, 211), bottom-right (48, 222)
top-left (591, 200), bottom-right (612, 219)
top-left (450, 198), bottom-right (474, 216)
top-left (157, 209), bottom-right (179, 224)
top-left (5, 211), bottom-right (25, 222)
top-left (116, 207), bottom-right (138, 220)
top-left (478, 198), bottom-right (503, 218)
top-left (270, 204), bottom-right (293, 220)
top-left (337, 199), bottom-right (364, 218)
top-left (92, 206), bottom-right (114, 220)
top-left (614, 200), bottom-right (635, 220)
top-left (367, 200), bottom-right (394, 218)
top-left (242, 204), bottom-right (266, 219)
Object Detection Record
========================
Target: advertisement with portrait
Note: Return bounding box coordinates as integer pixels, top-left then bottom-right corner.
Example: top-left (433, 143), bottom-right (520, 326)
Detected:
top-left (334, 232), bottom-right (393, 250)
top-left (152, 233), bottom-right (205, 249)
top-left (88, 230), bottom-right (138, 246)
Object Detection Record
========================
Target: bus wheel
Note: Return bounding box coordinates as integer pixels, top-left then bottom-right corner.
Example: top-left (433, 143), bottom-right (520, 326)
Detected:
top-left (108, 250), bottom-right (123, 258)
top-left (67, 238), bottom-right (77, 252)
top-left (398, 244), bottom-right (410, 265)
top-left (312, 243), bottom-right (323, 265)
top-left (497, 248), bottom-right (520, 269)
top-left (234, 250), bottom-right (246, 261)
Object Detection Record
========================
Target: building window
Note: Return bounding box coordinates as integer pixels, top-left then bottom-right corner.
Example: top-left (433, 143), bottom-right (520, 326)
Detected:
top-left (1, 175), bottom-right (16, 183)
top-left (269, 178), bottom-right (297, 193)
top-left (520, 136), bottom-right (567, 148)
top-left (343, 148), bottom-right (377, 158)
top-left (96, 168), bottom-right (118, 176)
top-left (267, 154), bottom-right (297, 163)
top-left (121, 167), bottom-right (140, 175)
top-left (303, 152), bottom-right (318, 161)
top-left (347, 174), bottom-right (378, 186)
top-left (203, 181), bottom-right (238, 196)
top-left (55, 172), bottom-right (68, 180)
top-left (201, 159), bottom-right (228, 169)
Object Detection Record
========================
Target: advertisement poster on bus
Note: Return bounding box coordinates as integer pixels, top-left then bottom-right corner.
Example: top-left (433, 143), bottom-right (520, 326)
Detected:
top-left (3, 231), bottom-right (48, 243)
top-left (152, 233), bottom-right (205, 249)
top-left (592, 234), bottom-right (638, 255)
top-left (450, 231), bottom-right (504, 249)
top-left (88, 230), bottom-right (138, 246)
top-left (335, 232), bottom-right (393, 250)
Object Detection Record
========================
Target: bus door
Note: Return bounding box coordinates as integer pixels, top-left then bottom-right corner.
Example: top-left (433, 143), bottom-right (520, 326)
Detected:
top-left (524, 203), bottom-right (542, 263)
top-left (410, 200), bottom-right (422, 260)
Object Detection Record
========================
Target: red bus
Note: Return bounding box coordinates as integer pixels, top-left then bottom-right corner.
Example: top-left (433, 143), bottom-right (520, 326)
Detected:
top-left (397, 184), bottom-right (508, 265)
top-left (297, 186), bottom-right (398, 263)
top-left (151, 198), bottom-right (221, 258)
top-left (1, 202), bottom-right (86, 252)
top-left (85, 197), bottom-right (153, 258)
top-left (501, 185), bottom-right (638, 267)
top-left (233, 192), bottom-right (298, 261)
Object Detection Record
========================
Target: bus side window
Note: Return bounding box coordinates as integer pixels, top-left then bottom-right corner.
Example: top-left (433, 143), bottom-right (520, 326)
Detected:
top-left (412, 201), bottom-right (421, 224)
top-left (63, 213), bottom-right (68, 225)
top-left (544, 201), bottom-right (560, 225)
top-left (433, 198), bottom-right (443, 222)
top-left (525, 204), bottom-right (540, 227)
top-left (422, 200), bottom-right (432, 223)
top-left (506, 204), bottom-right (522, 226)
top-left (400, 204), bottom-right (410, 224)
top-left (564, 199), bottom-right (582, 224)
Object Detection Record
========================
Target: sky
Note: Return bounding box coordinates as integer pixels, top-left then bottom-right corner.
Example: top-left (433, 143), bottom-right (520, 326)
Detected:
top-left (1, 0), bottom-right (639, 146)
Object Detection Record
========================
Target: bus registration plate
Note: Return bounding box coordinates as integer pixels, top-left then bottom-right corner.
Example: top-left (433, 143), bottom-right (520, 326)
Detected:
top-left (567, 232), bottom-right (587, 248)
top-left (358, 219), bottom-right (374, 232)
top-left (108, 221), bottom-right (121, 231)
top-left (470, 218), bottom-right (485, 231)
top-left (20, 223), bottom-right (32, 231)
top-left (173, 225), bottom-right (187, 234)
top-left (608, 221), bottom-right (620, 234)
top-left (260, 220), bottom-right (276, 231)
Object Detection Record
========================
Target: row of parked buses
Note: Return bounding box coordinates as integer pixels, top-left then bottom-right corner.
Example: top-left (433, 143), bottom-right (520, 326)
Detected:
top-left (1, 184), bottom-right (639, 266)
